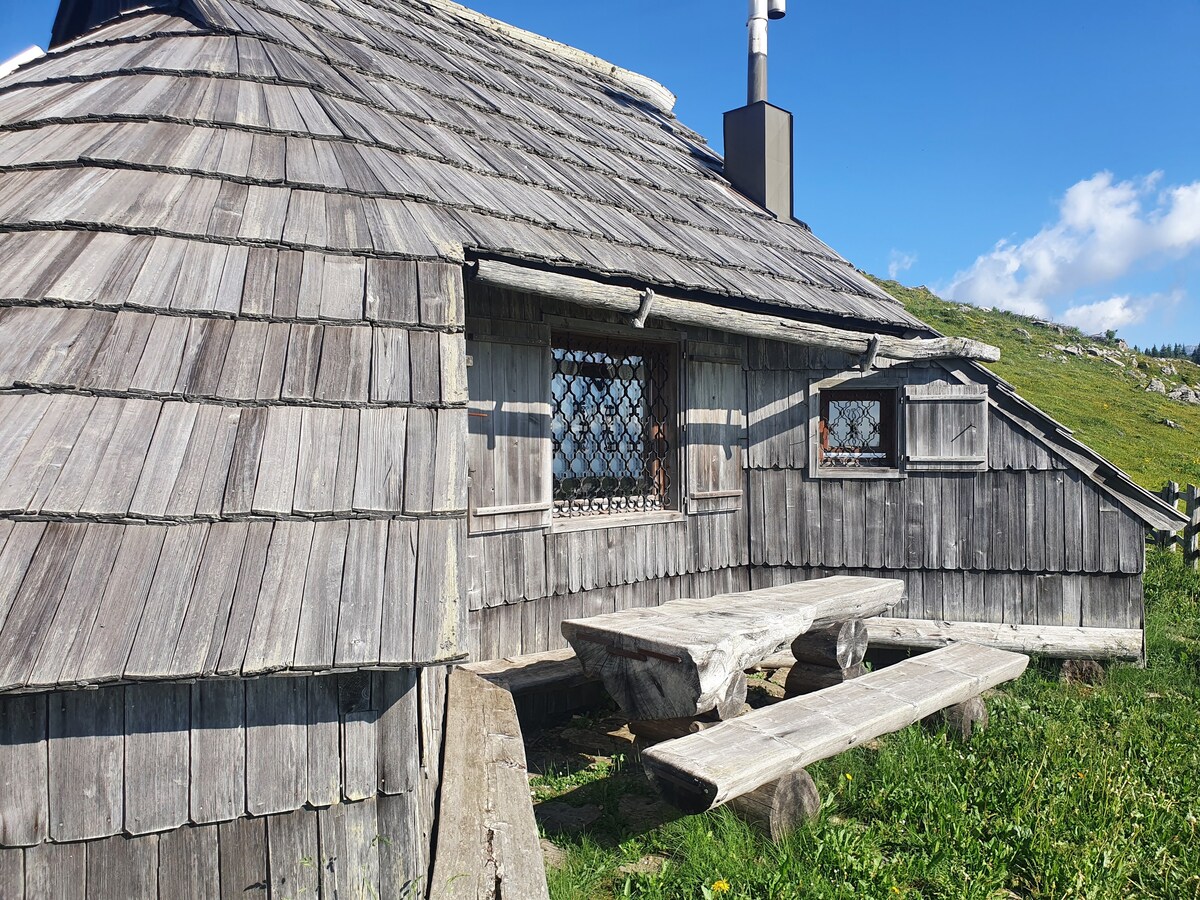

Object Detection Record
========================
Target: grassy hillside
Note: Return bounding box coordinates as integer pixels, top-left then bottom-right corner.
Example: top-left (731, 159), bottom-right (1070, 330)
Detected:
top-left (874, 278), bottom-right (1200, 491)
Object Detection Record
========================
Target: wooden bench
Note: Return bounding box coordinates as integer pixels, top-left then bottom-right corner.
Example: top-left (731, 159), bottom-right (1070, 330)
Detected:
top-left (640, 642), bottom-right (1029, 814)
top-left (561, 576), bottom-right (904, 720)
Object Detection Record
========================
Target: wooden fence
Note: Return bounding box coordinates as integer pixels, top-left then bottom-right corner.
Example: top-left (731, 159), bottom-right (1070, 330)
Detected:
top-left (1156, 482), bottom-right (1200, 568)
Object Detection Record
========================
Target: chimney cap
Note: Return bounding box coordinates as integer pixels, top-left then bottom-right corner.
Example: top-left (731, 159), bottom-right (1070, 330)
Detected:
top-left (767, 0), bottom-right (786, 19)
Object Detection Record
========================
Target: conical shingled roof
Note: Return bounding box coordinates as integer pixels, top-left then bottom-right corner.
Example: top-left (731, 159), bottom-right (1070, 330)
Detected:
top-left (1, 0), bottom-right (922, 328)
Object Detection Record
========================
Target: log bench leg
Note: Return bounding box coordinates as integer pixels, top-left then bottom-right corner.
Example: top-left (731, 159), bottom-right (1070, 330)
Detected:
top-left (726, 769), bottom-right (820, 840)
top-left (784, 621), bottom-right (868, 699)
top-left (921, 696), bottom-right (988, 742)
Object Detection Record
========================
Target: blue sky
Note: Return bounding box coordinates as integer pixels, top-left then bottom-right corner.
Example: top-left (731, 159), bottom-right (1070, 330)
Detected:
top-left (4, 1), bottom-right (1199, 346)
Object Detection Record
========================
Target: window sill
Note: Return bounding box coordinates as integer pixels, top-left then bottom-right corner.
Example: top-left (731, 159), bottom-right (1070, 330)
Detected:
top-left (811, 467), bottom-right (907, 480)
top-left (550, 509), bottom-right (685, 533)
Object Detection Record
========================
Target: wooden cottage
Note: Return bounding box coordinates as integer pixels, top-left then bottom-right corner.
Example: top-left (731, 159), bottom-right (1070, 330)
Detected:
top-left (0, 0), bottom-right (1186, 897)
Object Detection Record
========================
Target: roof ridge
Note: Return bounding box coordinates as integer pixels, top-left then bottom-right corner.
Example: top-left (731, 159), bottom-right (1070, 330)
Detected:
top-left (414, 0), bottom-right (677, 114)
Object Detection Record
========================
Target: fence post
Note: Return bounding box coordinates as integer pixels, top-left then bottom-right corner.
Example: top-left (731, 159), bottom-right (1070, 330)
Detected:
top-left (1157, 481), bottom-right (1180, 550)
top-left (1186, 485), bottom-right (1200, 570)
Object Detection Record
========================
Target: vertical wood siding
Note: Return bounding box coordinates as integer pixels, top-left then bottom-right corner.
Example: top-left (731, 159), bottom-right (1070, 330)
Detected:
top-left (0, 670), bottom-right (439, 848)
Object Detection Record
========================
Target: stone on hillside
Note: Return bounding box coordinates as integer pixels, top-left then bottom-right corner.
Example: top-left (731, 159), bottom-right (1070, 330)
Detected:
top-left (1162, 419), bottom-right (1182, 429)
top-left (1146, 379), bottom-right (1167, 394)
top-left (1162, 364), bottom-right (1178, 376)
top-left (1167, 386), bottom-right (1200, 404)
top-left (1014, 327), bottom-right (1032, 340)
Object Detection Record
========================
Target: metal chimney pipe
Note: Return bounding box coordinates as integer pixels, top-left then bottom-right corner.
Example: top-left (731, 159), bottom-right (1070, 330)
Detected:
top-left (747, 0), bottom-right (769, 104)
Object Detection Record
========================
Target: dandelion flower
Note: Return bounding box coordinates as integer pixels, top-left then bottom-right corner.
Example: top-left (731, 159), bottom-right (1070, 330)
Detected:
top-left (712, 879), bottom-right (731, 893)
top-left (845, 773), bottom-right (853, 781)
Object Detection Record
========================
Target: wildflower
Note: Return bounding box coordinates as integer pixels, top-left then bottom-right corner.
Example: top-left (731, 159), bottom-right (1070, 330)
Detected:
top-left (845, 773), bottom-right (853, 781)
top-left (712, 879), bottom-right (731, 893)
top-left (892, 888), bottom-right (902, 895)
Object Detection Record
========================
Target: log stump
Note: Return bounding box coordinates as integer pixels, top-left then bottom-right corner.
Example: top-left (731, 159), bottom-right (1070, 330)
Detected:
top-left (726, 768), bottom-right (820, 840)
top-left (790, 620), bottom-right (868, 669)
top-left (921, 696), bottom-right (988, 742)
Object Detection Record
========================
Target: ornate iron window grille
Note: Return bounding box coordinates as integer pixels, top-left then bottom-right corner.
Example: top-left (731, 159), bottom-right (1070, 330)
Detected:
top-left (819, 389), bottom-right (897, 468)
top-left (550, 331), bottom-right (674, 518)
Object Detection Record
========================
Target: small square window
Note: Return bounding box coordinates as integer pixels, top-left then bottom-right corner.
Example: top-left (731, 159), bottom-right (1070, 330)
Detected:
top-left (819, 389), bottom-right (897, 468)
top-left (550, 331), bottom-right (677, 518)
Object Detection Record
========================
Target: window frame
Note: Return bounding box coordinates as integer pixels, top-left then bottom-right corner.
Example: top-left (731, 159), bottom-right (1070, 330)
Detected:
top-left (544, 317), bottom-right (686, 533)
top-left (808, 373), bottom-right (906, 480)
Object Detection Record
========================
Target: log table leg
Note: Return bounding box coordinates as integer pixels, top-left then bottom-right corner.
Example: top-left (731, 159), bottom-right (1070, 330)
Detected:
top-left (790, 621), bottom-right (868, 669)
top-left (921, 696), bottom-right (988, 741)
top-left (784, 621), bottom-right (868, 698)
top-left (726, 768), bottom-right (820, 840)
top-left (709, 671), bottom-right (748, 721)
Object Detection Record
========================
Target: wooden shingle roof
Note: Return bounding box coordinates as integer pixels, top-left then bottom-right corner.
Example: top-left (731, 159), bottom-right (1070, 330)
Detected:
top-left (0, 0), bottom-right (923, 329)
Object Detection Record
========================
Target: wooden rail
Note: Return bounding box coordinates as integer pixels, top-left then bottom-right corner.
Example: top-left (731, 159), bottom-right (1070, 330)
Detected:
top-left (1155, 482), bottom-right (1200, 569)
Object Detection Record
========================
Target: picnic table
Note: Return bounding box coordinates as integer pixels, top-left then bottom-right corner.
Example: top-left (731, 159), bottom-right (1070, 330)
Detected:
top-left (560, 575), bottom-right (1030, 836)
top-left (560, 575), bottom-right (904, 721)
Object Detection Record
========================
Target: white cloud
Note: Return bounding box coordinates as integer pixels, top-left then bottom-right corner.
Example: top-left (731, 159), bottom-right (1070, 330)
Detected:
top-left (1060, 290), bottom-right (1183, 335)
top-left (888, 249), bottom-right (917, 280)
top-left (944, 172), bottom-right (1200, 323)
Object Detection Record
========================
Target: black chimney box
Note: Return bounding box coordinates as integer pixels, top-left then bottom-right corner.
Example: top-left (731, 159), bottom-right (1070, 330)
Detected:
top-left (723, 101), bottom-right (794, 221)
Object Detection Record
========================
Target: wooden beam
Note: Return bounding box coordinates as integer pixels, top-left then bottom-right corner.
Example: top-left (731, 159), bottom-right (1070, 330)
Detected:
top-left (429, 669), bottom-right (549, 900)
top-left (471, 260), bottom-right (1001, 363)
top-left (865, 618), bottom-right (1144, 661)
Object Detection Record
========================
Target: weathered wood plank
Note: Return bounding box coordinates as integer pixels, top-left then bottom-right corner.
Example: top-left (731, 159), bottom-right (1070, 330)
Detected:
top-left (48, 685), bottom-right (124, 842)
top-left (318, 799), bottom-right (381, 900)
top-left (24, 841), bottom-right (85, 900)
top-left (266, 808), bottom-right (320, 900)
top-left (189, 680), bottom-right (246, 825)
top-left (375, 669), bottom-right (419, 796)
top-left (0, 848), bottom-right (21, 900)
top-left (245, 677), bottom-right (308, 816)
top-left (124, 683), bottom-right (190, 835)
top-left (428, 670), bottom-right (549, 900)
top-left (218, 817), bottom-right (268, 900)
top-left (0, 694), bottom-right (48, 846)
top-left (864, 616), bottom-right (1143, 660)
top-left (306, 674), bottom-right (342, 808)
top-left (334, 519), bottom-right (388, 667)
top-left (158, 824), bottom-right (220, 900)
top-left (379, 519), bottom-right (419, 665)
top-left (86, 833), bottom-right (158, 900)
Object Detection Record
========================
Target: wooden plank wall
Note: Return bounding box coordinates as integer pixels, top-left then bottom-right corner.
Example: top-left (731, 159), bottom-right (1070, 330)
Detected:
top-left (749, 567), bottom-right (1144, 630)
top-left (743, 336), bottom-right (1147, 631)
top-left (0, 794), bottom-right (424, 900)
top-left (471, 566), bottom-right (751, 661)
top-left (749, 469), bottom-right (1146, 577)
top-left (464, 298), bottom-right (1150, 661)
top-left (0, 669), bottom-right (446, 850)
top-left (465, 285), bottom-right (751, 638)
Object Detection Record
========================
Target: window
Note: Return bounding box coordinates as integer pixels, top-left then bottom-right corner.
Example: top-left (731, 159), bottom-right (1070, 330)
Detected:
top-left (550, 330), bottom-right (677, 519)
top-left (818, 389), bottom-right (897, 469)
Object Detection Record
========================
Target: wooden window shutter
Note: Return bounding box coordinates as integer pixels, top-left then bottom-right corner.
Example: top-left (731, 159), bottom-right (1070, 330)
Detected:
top-left (685, 346), bottom-right (746, 513)
top-left (902, 383), bottom-right (989, 472)
top-left (466, 324), bottom-right (551, 533)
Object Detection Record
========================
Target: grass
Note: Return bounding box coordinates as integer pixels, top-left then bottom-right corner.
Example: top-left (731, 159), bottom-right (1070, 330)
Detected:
top-left (536, 549), bottom-right (1200, 899)
top-left (875, 278), bottom-right (1200, 491)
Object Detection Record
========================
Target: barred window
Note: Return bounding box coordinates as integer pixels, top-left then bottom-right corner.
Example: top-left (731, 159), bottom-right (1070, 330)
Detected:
top-left (819, 389), bottom-right (897, 468)
top-left (551, 331), bottom-right (676, 518)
